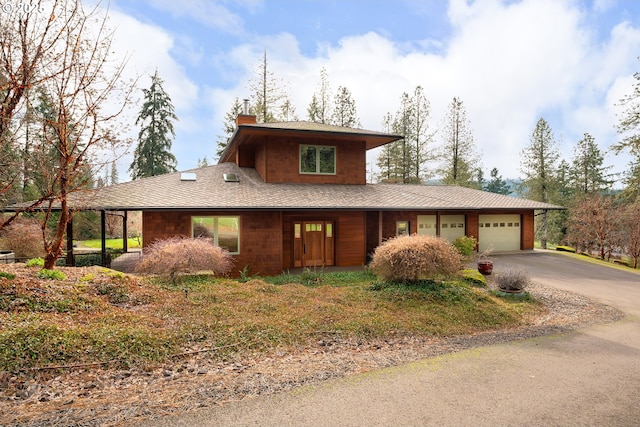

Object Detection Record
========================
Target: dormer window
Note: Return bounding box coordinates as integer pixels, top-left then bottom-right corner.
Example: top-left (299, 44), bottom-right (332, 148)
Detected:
top-left (300, 145), bottom-right (336, 175)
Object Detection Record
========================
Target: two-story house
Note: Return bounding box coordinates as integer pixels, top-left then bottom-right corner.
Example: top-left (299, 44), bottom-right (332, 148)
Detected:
top-left (59, 113), bottom-right (561, 276)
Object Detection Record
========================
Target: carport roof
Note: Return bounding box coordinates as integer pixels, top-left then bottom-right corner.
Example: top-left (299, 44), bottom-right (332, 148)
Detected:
top-left (47, 163), bottom-right (564, 212)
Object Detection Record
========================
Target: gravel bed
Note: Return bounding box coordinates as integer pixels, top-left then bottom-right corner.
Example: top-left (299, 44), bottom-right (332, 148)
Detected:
top-left (0, 281), bottom-right (623, 427)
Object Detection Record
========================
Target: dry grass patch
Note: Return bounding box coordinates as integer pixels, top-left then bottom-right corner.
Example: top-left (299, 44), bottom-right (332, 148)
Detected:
top-left (0, 265), bottom-right (542, 374)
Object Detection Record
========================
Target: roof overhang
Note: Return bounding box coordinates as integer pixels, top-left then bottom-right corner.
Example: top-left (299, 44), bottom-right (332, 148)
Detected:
top-left (220, 123), bottom-right (402, 164)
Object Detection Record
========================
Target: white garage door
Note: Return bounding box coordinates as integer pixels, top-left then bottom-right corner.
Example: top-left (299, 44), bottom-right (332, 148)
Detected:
top-left (417, 215), bottom-right (437, 236)
top-left (439, 215), bottom-right (466, 242)
top-left (478, 214), bottom-right (521, 252)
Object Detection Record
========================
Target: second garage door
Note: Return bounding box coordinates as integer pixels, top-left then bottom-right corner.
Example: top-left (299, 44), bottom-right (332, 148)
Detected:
top-left (478, 214), bottom-right (521, 252)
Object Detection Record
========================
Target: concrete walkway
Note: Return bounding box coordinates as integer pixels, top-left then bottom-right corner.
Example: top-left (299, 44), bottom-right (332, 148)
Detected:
top-left (110, 249), bottom-right (142, 274)
top-left (143, 251), bottom-right (640, 427)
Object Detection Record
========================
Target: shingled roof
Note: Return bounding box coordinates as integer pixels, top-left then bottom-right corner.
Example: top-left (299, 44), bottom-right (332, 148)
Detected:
top-left (63, 163), bottom-right (563, 211)
top-left (219, 121), bottom-right (403, 163)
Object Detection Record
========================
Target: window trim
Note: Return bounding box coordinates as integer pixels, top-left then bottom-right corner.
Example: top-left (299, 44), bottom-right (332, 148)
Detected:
top-left (299, 144), bottom-right (337, 175)
top-left (191, 216), bottom-right (240, 255)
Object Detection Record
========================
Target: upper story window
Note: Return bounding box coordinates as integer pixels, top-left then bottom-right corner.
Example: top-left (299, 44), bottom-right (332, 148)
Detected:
top-left (300, 145), bottom-right (336, 175)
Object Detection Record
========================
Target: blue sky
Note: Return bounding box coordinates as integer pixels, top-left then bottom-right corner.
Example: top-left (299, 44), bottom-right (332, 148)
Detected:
top-left (104, 0), bottom-right (640, 184)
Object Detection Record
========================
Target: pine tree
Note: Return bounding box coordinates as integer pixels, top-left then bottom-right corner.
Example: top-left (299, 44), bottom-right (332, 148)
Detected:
top-left (439, 97), bottom-right (479, 187)
top-left (520, 117), bottom-right (560, 248)
top-left (249, 50), bottom-right (295, 123)
top-left (216, 97), bottom-right (243, 160)
top-left (484, 168), bottom-right (510, 194)
top-left (110, 161), bottom-right (119, 185)
top-left (307, 67), bottom-right (332, 123)
top-left (375, 88), bottom-right (435, 184)
top-left (129, 71), bottom-right (178, 180)
top-left (330, 86), bottom-right (361, 128)
top-left (568, 133), bottom-right (612, 195)
top-left (615, 71), bottom-right (640, 156)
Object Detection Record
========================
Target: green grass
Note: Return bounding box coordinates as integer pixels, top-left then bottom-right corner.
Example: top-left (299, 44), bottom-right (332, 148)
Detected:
top-left (78, 238), bottom-right (141, 250)
top-left (0, 266), bottom-right (543, 373)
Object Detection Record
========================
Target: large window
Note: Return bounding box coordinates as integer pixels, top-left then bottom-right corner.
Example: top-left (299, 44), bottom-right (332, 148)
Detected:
top-left (300, 145), bottom-right (336, 174)
top-left (192, 216), bottom-right (240, 254)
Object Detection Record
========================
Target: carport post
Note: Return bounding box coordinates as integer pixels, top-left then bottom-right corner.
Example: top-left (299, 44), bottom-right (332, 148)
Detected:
top-left (122, 211), bottom-right (128, 253)
top-left (101, 210), bottom-right (107, 267)
top-left (65, 217), bottom-right (74, 267)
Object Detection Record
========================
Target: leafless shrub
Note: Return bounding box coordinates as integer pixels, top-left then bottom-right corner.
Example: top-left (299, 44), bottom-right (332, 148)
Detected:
top-left (0, 218), bottom-right (45, 259)
top-left (135, 236), bottom-right (235, 284)
top-left (495, 267), bottom-right (531, 292)
top-left (370, 234), bottom-right (463, 282)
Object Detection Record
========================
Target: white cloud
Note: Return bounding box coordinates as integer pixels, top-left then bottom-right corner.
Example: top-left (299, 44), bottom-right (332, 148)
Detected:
top-left (145, 0), bottom-right (246, 35)
top-left (111, 0), bottom-right (640, 185)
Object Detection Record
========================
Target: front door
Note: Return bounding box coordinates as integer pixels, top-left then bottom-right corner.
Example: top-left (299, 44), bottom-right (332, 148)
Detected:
top-left (293, 220), bottom-right (335, 267)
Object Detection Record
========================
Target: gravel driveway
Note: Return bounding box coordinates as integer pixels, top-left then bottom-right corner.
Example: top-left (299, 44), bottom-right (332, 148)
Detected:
top-left (144, 250), bottom-right (640, 427)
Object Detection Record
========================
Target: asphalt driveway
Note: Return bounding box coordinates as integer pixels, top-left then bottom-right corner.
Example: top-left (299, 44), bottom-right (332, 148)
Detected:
top-left (144, 251), bottom-right (640, 427)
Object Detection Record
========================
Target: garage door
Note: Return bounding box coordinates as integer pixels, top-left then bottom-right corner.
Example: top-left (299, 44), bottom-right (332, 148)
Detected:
top-left (417, 215), bottom-right (437, 236)
top-left (478, 214), bottom-right (521, 252)
top-left (439, 215), bottom-right (465, 242)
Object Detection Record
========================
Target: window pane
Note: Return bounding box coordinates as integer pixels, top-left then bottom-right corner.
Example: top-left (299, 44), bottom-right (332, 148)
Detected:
top-left (192, 216), bottom-right (239, 254)
top-left (300, 146), bottom-right (317, 173)
top-left (326, 223), bottom-right (333, 238)
top-left (318, 147), bottom-right (335, 173)
top-left (193, 217), bottom-right (215, 238)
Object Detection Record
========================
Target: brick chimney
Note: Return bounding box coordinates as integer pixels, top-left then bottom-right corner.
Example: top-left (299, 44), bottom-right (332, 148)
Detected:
top-left (235, 98), bottom-right (256, 126)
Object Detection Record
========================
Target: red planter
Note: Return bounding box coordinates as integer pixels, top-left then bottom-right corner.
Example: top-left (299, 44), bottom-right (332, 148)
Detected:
top-left (477, 260), bottom-right (493, 275)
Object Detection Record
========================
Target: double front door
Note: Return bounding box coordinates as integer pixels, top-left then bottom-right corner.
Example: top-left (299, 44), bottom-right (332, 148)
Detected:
top-left (293, 220), bottom-right (335, 267)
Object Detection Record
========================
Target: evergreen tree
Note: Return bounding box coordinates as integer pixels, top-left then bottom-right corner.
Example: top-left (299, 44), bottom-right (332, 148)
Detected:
top-left (615, 71), bottom-right (640, 156)
top-left (520, 117), bottom-right (560, 248)
top-left (568, 133), bottom-right (612, 195)
top-left (376, 113), bottom-right (403, 183)
top-left (110, 161), bottom-right (119, 185)
top-left (375, 88), bottom-right (435, 184)
top-left (129, 71), bottom-right (178, 179)
top-left (197, 157), bottom-right (210, 168)
top-left (409, 86), bottom-right (436, 182)
top-left (438, 97), bottom-right (479, 187)
top-left (307, 67), bottom-right (332, 123)
top-left (330, 86), bottom-right (361, 128)
top-left (484, 168), bottom-right (510, 194)
top-left (216, 97), bottom-right (243, 160)
top-left (249, 50), bottom-right (296, 123)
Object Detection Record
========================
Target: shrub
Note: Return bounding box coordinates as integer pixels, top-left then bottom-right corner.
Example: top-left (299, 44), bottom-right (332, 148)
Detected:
top-left (452, 235), bottom-right (477, 258)
top-left (135, 236), bottom-right (235, 284)
top-left (495, 267), bottom-right (530, 292)
top-left (26, 257), bottom-right (45, 267)
top-left (0, 218), bottom-right (45, 259)
top-left (370, 234), bottom-right (464, 282)
top-left (36, 269), bottom-right (67, 280)
top-left (0, 271), bottom-right (16, 280)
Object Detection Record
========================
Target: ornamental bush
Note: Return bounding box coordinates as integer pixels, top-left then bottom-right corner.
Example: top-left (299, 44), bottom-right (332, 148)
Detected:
top-left (452, 235), bottom-right (477, 259)
top-left (0, 218), bottom-right (45, 259)
top-left (370, 234), bottom-right (464, 282)
top-left (135, 236), bottom-right (235, 284)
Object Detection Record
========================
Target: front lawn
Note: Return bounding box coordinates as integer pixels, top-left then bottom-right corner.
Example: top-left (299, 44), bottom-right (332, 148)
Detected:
top-left (78, 238), bottom-right (141, 250)
top-left (0, 265), bottom-right (542, 373)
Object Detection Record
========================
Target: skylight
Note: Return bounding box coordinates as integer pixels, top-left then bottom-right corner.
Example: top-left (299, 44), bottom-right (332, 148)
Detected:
top-left (223, 173), bottom-right (240, 182)
top-left (180, 173), bottom-right (196, 181)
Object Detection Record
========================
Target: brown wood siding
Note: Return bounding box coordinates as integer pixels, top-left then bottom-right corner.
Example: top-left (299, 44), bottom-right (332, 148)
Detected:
top-left (254, 138), bottom-right (267, 181)
top-left (466, 212), bottom-right (479, 244)
top-left (237, 145), bottom-right (255, 168)
top-left (282, 211), bottom-right (366, 269)
top-left (142, 210), bottom-right (282, 277)
top-left (262, 137), bottom-right (366, 184)
top-left (521, 210), bottom-right (534, 249)
top-left (365, 211), bottom-right (381, 258)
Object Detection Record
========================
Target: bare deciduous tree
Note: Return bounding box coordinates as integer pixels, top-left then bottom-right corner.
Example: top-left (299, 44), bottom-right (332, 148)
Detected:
top-left (0, 1), bottom-right (136, 269)
top-left (566, 194), bottom-right (622, 260)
